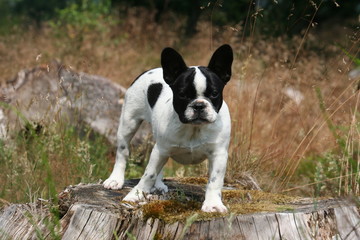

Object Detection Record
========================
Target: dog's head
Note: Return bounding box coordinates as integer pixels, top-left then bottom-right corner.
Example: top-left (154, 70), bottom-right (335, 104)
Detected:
top-left (161, 44), bottom-right (233, 124)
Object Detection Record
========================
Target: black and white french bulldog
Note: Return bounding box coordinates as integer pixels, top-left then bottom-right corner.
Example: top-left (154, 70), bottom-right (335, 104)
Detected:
top-left (104, 44), bottom-right (233, 212)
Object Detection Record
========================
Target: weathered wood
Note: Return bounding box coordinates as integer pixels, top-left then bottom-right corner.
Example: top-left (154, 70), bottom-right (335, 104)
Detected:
top-left (334, 206), bottom-right (360, 239)
top-left (0, 202), bottom-right (51, 239)
top-left (1, 180), bottom-right (360, 240)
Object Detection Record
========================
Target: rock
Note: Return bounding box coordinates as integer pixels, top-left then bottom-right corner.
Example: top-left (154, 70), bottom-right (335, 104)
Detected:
top-left (0, 62), bottom-right (151, 145)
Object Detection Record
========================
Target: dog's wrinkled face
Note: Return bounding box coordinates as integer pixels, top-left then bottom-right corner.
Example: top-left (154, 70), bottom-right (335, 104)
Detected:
top-left (170, 67), bottom-right (225, 124)
top-left (161, 45), bottom-right (233, 124)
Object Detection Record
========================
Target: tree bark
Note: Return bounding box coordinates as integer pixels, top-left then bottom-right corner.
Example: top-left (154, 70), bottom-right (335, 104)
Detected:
top-left (1, 179), bottom-right (359, 240)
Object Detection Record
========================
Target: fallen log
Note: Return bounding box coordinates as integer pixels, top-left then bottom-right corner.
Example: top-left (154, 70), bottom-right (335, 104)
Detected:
top-left (1, 179), bottom-right (359, 240)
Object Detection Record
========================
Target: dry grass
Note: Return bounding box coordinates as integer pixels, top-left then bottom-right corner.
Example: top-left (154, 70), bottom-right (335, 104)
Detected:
top-left (0, 8), bottom-right (359, 197)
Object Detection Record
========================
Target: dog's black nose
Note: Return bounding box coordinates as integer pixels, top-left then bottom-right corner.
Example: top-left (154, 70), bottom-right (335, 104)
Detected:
top-left (192, 102), bottom-right (206, 111)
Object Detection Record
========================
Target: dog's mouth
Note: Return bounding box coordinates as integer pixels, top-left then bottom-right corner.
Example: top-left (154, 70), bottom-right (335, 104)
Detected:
top-left (189, 118), bottom-right (211, 125)
top-left (182, 115), bottom-right (214, 125)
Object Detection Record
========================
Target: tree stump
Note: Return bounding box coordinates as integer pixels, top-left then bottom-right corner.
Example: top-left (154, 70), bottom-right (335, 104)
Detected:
top-left (1, 179), bottom-right (360, 239)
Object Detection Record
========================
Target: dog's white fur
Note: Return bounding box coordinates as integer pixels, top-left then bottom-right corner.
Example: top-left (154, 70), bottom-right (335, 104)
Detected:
top-left (104, 66), bottom-right (231, 212)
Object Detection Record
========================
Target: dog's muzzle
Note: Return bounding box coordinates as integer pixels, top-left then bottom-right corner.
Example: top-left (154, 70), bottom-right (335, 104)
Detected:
top-left (184, 99), bottom-right (217, 124)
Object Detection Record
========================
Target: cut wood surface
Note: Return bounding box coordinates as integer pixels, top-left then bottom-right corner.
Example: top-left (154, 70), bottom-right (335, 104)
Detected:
top-left (1, 179), bottom-right (360, 240)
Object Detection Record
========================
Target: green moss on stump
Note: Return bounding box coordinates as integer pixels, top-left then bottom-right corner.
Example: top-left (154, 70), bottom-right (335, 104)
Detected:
top-left (140, 189), bottom-right (298, 223)
top-left (175, 177), bottom-right (208, 185)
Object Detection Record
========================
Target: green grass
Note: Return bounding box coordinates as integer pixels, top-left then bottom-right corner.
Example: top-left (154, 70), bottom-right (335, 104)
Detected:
top-left (0, 119), bottom-right (113, 206)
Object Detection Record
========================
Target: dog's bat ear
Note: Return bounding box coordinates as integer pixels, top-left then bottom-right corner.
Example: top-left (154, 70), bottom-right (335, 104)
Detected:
top-left (161, 47), bottom-right (187, 85)
top-left (208, 44), bottom-right (233, 84)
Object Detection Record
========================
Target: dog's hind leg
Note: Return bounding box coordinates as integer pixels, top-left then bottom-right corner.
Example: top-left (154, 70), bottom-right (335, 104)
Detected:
top-left (123, 144), bottom-right (168, 202)
top-left (151, 169), bottom-right (168, 193)
top-left (104, 104), bottom-right (143, 189)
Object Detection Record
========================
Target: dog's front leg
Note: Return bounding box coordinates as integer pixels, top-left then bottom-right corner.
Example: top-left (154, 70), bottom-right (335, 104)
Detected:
top-left (104, 113), bottom-right (142, 189)
top-left (202, 150), bottom-right (228, 213)
top-left (123, 144), bottom-right (168, 202)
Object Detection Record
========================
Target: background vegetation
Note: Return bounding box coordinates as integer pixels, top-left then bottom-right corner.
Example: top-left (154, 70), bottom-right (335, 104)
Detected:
top-left (0, 0), bottom-right (359, 207)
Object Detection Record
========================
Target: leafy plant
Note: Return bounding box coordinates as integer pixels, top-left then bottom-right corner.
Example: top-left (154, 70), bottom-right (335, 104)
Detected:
top-left (49, 0), bottom-right (117, 48)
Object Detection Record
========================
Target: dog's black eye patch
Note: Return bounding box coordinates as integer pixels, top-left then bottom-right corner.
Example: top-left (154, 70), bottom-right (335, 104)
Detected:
top-left (198, 66), bottom-right (225, 112)
top-left (147, 83), bottom-right (163, 108)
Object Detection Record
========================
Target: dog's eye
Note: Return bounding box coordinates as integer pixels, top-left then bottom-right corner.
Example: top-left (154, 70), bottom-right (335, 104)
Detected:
top-left (210, 90), bottom-right (219, 98)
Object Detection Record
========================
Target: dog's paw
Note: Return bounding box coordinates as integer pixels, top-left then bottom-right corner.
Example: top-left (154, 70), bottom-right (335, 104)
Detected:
top-left (103, 177), bottom-right (124, 190)
top-left (123, 189), bottom-right (145, 202)
top-left (151, 181), bottom-right (169, 194)
top-left (201, 200), bottom-right (227, 213)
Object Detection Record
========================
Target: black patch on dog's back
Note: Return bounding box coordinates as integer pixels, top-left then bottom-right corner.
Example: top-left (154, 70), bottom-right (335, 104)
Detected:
top-left (147, 83), bottom-right (163, 108)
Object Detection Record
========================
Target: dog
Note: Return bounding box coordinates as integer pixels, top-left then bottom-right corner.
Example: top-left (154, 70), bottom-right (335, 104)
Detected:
top-left (103, 44), bottom-right (233, 213)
